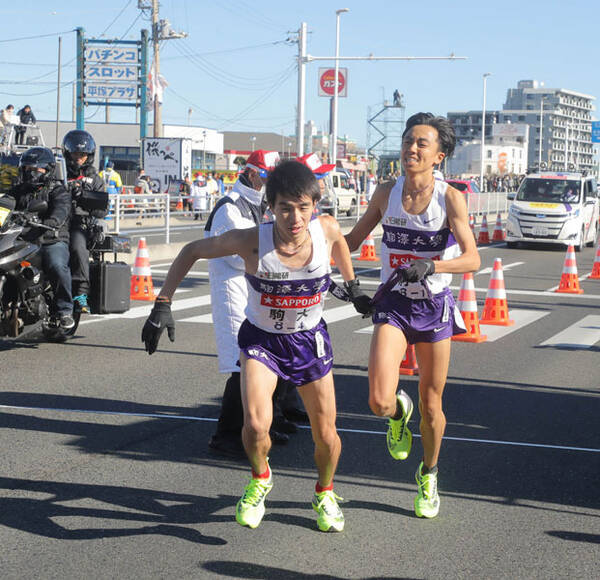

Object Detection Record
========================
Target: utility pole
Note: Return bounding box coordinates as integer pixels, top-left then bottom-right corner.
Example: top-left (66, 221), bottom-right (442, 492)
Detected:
top-left (144, 0), bottom-right (186, 137)
top-left (296, 22), bottom-right (307, 157)
top-left (151, 0), bottom-right (162, 137)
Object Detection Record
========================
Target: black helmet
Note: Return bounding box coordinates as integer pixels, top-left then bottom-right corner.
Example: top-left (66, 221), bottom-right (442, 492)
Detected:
top-left (18, 147), bottom-right (56, 187)
top-left (62, 129), bottom-right (96, 172)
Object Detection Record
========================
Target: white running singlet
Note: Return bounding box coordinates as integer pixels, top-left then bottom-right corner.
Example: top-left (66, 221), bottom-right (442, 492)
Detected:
top-left (380, 176), bottom-right (461, 298)
top-left (245, 219), bottom-right (331, 334)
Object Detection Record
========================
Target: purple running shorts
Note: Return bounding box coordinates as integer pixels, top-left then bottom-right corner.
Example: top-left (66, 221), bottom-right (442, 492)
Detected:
top-left (238, 318), bottom-right (333, 386)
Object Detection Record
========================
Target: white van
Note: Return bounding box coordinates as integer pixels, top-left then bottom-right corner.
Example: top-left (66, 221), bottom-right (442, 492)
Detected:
top-left (506, 172), bottom-right (599, 251)
top-left (319, 170), bottom-right (358, 217)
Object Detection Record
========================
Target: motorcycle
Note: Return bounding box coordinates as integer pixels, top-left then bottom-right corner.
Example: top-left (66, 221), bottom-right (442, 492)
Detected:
top-left (0, 195), bottom-right (72, 341)
top-left (0, 193), bottom-right (131, 342)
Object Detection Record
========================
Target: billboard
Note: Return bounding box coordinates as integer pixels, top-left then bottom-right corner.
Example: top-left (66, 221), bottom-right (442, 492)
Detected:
top-left (318, 68), bottom-right (348, 98)
top-left (83, 41), bottom-right (140, 102)
top-left (143, 138), bottom-right (193, 192)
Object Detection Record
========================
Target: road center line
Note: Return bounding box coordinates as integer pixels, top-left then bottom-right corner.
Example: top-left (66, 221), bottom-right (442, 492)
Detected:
top-left (0, 404), bottom-right (597, 454)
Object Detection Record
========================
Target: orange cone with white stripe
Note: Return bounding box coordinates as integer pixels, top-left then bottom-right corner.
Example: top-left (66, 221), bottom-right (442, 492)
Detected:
top-left (452, 273), bottom-right (487, 343)
top-left (357, 233), bottom-right (378, 261)
top-left (477, 214), bottom-right (490, 245)
top-left (399, 344), bottom-right (419, 375)
top-left (555, 245), bottom-right (584, 294)
top-left (130, 237), bottom-right (155, 301)
top-left (589, 239), bottom-right (600, 280)
top-left (492, 213), bottom-right (505, 242)
top-left (480, 258), bottom-right (514, 326)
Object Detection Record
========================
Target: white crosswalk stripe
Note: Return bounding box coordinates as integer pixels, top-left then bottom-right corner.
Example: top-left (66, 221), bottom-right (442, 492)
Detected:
top-left (539, 315), bottom-right (600, 349)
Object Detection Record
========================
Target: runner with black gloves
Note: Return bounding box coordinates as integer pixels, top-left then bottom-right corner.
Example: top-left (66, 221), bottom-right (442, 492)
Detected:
top-left (142, 160), bottom-right (372, 532)
top-left (345, 113), bottom-right (480, 518)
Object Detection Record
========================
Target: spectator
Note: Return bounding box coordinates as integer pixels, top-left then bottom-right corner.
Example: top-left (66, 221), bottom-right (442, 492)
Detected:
top-left (191, 174), bottom-right (208, 220)
top-left (135, 169), bottom-right (152, 224)
top-left (99, 161), bottom-right (123, 194)
top-left (206, 172), bottom-right (219, 205)
top-left (0, 104), bottom-right (15, 145)
top-left (15, 104), bottom-right (36, 145)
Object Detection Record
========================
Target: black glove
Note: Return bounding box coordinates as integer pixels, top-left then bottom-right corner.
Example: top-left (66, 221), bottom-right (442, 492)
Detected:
top-left (400, 258), bottom-right (435, 283)
top-left (344, 279), bottom-right (374, 317)
top-left (141, 298), bottom-right (175, 354)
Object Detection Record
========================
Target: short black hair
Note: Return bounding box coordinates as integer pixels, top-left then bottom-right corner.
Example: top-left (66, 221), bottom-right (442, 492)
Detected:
top-left (403, 112), bottom-right (456, 158)
top-left (266, 160), bottom-right (321, 207)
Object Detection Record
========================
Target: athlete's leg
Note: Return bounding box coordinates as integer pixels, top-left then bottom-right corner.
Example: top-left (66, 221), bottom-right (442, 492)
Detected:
top-left (414, 338), bottom-right (451, 468)
top-left (297, 371), bottom-right (340, 487)
top-left (240, 353), bottom-right (278, 475)
top-left (368, 323), bottom-right (407, 417)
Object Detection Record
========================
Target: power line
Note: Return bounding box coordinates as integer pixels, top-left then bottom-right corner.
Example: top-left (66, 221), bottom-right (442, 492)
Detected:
top-left (161, 39), bottom-right (289, 60)
top-left (0, 80), bottom-right (74, 97)
top-left (0, 30), bottom-right (75, 44)
top-left (99, 0), bottom-right (135, 38)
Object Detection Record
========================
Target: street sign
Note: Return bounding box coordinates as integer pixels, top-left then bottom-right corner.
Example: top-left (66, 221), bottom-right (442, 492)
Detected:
top-left (86, 64), bottom-right (138, 81)
top-left (318, 67), bottom-right (347, 98)
top-left (592, 121), bottom-right (600, 143)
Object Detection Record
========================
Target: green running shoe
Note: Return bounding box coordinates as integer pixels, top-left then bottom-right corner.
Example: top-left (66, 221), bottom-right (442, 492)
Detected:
top-left (386, 389), bottom-right (413, 460)
top-left (312, 489), bottom-right (344, 532)
top-left (236, 471), bottom-right (273, 529)
top-left (414, 462), bottom-right (440, 518)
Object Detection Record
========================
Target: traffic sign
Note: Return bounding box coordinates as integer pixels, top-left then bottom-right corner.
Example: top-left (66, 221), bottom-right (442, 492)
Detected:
top-left (318, 67), bottom-right (347, 98)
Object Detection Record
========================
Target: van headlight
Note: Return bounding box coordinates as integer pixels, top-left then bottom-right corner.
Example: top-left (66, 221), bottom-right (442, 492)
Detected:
top-left (509, 205), bottom-right (520, 217)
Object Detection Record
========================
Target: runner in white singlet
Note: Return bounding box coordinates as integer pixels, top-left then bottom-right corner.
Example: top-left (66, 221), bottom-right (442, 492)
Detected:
top-left (142, 160), bottom-right (372, 532)
top-left (346, 113), bottom-right (480, 519)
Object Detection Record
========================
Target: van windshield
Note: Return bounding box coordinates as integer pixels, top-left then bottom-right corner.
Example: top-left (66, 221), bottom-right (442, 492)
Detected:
top-left (516, 178), bottom-right (580, 204)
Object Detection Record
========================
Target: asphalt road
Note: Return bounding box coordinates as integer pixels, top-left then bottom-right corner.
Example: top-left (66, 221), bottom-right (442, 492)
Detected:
top-left (0, 233), bottom-right (599, 579)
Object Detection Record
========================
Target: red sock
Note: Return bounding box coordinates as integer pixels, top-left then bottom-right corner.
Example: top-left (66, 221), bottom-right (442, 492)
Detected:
top-left (315, 481), bottom-right (334, 493)
top-left (252, 465), bottom-right (271, 480)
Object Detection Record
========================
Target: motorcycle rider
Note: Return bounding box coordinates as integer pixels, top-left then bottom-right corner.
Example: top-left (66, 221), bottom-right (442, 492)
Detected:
top-left (62, 130), bottom-right (107, 313)
top-left (8, 147), bottom-right (74, 329)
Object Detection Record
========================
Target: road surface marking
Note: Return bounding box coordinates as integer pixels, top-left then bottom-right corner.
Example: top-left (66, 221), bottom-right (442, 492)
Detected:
top-left (0, 404), bottom-right (597, 453)
top-left (539, 315), bottom-right (600, 349)
top-left (475, 261), bottom-right (524, 275)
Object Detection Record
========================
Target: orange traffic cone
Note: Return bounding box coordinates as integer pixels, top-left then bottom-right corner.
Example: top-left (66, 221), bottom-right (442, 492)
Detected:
top-left (555, 245), bottom-right (584, 294)
top-left (480, 258), bottom-right (514, 326)
top-left (357, 234), bottom-right (378, 261)
top-left (477, 214), bottom-right (490, 245)
top-left (399, 344), bottom-right (419, 376)
top-left (590, 239), bottom-right (600, 280)
top-left (330, 255), bottom-right (336, 267)
top-left (130, 237), bottom-right (155, 301)
top-left (452, 273), bottom-right (487, 343)
top-left (175, 197), bottom-right (183, 211)
top-left (492, 213), bottom-right (505, 242)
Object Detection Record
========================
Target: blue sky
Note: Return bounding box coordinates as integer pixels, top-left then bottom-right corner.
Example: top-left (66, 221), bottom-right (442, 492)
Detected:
top-left (1, 0), bottom-right (598, 148)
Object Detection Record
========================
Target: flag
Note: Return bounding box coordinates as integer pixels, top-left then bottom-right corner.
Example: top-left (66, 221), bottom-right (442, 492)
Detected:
top-left (147, 61), bottom-right (168, 110)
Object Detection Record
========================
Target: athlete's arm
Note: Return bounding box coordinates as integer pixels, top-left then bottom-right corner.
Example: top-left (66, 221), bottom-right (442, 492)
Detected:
top-left (344, 181), bottom-right (392, 251)
top-left (433, 185), bottom-right (480, 274)
top-left (320, 214), bottom-right (355, 283)
top-left (158, 227), bottom-right (257, 299)
top-left (321, 215), bottom-right (373, 316)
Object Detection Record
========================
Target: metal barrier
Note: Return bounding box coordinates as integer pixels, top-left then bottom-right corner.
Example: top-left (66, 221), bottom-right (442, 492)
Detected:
top-left (105, 193), bottom-right (171, 243)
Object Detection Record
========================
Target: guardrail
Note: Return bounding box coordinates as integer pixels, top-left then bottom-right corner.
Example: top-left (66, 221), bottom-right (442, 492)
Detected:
top-left (103, 190), bottom-right (515, 243)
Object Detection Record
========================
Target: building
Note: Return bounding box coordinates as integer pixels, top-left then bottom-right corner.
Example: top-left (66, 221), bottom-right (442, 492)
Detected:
top-left (36, 120), bottom-right (223, 183)
top-left (447, 123), bottom-right (529, 177)
top-left (448, 80), bottom-right (596, 173)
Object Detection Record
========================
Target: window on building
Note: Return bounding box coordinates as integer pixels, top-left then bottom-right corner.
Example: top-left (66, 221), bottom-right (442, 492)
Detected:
top-left (487, 150), bottom-right (492, 159)
top-left (518, 115), bottom-right (525, 121)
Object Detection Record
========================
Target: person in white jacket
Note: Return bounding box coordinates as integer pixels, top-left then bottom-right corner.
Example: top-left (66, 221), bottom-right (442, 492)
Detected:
top-left (206, 150), bottom-right (284, 456)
